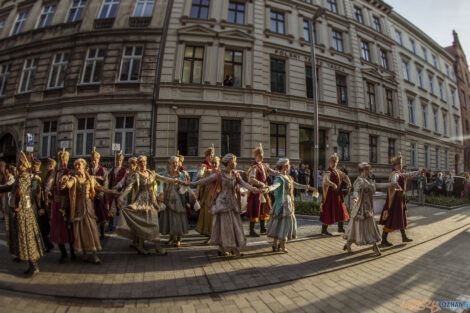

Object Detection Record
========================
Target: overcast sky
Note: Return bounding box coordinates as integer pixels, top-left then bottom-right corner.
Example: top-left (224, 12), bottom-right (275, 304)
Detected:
top-left (386, 0), bottom-right (470, 64)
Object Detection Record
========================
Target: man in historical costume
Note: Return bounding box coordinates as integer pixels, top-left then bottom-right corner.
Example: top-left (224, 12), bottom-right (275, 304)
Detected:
top-left (88, 147), bottom-right (109, 238)
top-left (380, 153), bottom-right (427, 246)
top-left (106, 150), bottom-right (126, 232)
top-left (195, 144), bottom-right (215, 239)
top-left (10, 152), bottom-right (45, 276)
top-left (0, 163), bottom-right (19, 261)
top-left (31, 159), bottom-right (54, 252)
top-left (319, 153), bottom-right (351, 236)
top-left (246, 143), bottom-right (279, 237)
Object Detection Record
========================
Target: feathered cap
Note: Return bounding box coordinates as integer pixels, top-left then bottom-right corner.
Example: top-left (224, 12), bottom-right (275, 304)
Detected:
top-left (58, 147), bottom-right (70, 164)
top-left (204, 144), bottom-right (215, 157)
top-left (329, 153), bottom-right (339, 164)
top-left (116, 150), bottom-right (124, 162)
top-left (390, 152), bottom-right (402, 166)
top-left (18, 151), bottom-right (31, 169)
top-left (252, 143), bottom-right (264, 157)
top-left (90, 146), bottom-right (100, 160)
top-left (176, 150), bottom-right (184, 162)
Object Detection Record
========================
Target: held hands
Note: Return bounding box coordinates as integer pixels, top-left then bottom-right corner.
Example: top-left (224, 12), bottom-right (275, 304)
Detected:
top-left (391, 182), bottom-right (400, 189)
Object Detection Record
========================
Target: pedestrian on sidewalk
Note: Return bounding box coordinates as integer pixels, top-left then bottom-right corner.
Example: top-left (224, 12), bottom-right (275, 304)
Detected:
top-left (417, 172), bottom-right (427, 206)
top-left (266, 158), bottom-right (317, 253)
top-left (445, 172), bottom-right (454, 197)
top-left (343, 162), bottom-right (398, 256)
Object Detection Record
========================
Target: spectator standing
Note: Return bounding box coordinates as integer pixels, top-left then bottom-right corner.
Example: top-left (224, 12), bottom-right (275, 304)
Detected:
top-left (445, 172), bottom-right (454, 197)
top-left (417, 172), bottom-right (427, 205)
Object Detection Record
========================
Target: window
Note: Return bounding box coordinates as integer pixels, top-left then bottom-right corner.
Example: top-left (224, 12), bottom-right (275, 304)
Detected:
top-left (402, 61), bottom-right (410, 82)
top-left (332, 30), bottom-right (343, 52)
top-left (424, 145), bottom-right (430, 169)
top-left (417, 68), bottom-right (424, 89)
top-left (228, 1), bottom-right (244, 24)
top-left (36, 6), bottom-right (55, 28)
top-left (133, 0), bottom-right (154, 17)
top-left (445, 64), bottom-right (451, 77)
top-left (182, 46), bottom-right (204, 84)
top-left (433, 109), bottom-right (439, 133)
top-left (445, 150), bottom-right (449, 170)
top-left (380, 49), bottom-right (388, 69)
top-left (366, 82), bottom-right (376, 112)
top-left (221, 119), bottom-right (241, 155)
top-left (11, 12), bottom-right (28, 35)
top-left (270, 58), bottom-right (285, 93)
top-left (75, 117), bottom-right (95, 156)
top-left (438, 81), bottom-right (446, 100)
top-left (429, 75), bottom-right (435, 94)
top-left (361, 41), bottom-right (370, 61)
top-left (67, 0), bottom-right (87, 22)
top-left (354, 7), bottom-right (363, 24)
top-left (462, 91), bottom-right (467, 108)
top-left (81, 48), bottom-right (105, 84)
top-left (178, 118), bottom-right (199, 156)
top-left (422, 46), bottom-right (428, 62)
top-left (373, 16), bottom-right (381, 33)
top-left (190, 0), bottom-right (210, 19)
top-left (369, 136), bottom-right (377, 163)
top-left (455, 118), bottom-right (460, 138)
top-left (422, 104), bottom-right (428, 129)
top-left (451, 89), bottom-right (457, 107)
top-left (306, 66), bottom-right (313, 98)
top-left (336, 74), bottom-right (347, 105)
top-left (443, 112), bottom-right (448, 136)
top-left (223, 50), bottom-right (243, 87)
top-left (304, 0), bottom-right (312, 3)
top-left (432, 54), bottom-right (439, 70)
top-left (99, 0), bottom-right (120, 19)
top-left (411, 143), bottom-right (418, 168)
top-left (395, 29), bottom-right (403, 45)
top-left (327, 0), bottom-right (338, 13)
top-left (303, 20), bottom-right (315, 42)
top-left (41, 121), bottom-right (57, 158)
top-left (119, 46), bottom-right (143, 82)
top-left (388, 138), bottom-right (395, 160)
top-left (436, 147), bottom-right (440, 169)
top-left (408, 98), bottom-right (415, 125)
top-left (114, 116), bottom-right (134, 155)
top-left (385, 89), bottom-right (393, 117)
top-left (18, 58), bottom-right (36, 93)
top-left (409, 38), bottom-right (416, 54)
top-left (0, 19), bottom-right (5, 33)
top-left (0, 64), bottom-right (8, 96)
top-left (48, 53), bottom-right (68, 89)
top-left (270, 11), bottom-right (284, 34)
top-left (338, 132), bottom-right (350, 161)
top-left (270, 123), bottom-right (286, 157)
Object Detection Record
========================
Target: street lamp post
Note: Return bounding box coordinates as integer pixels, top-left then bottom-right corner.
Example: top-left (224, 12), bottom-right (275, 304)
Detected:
top-left (308, 7), bottom-right (325, 190)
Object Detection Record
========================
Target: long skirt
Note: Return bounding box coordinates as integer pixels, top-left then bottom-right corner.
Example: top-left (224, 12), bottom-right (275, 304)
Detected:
top-left (73, 215), bottom-right (102, 253)
top-left (196, 205), bottom-right (212, 236)
top-left (267, 214), bottom-right (297, 241)
top-left (159, 208), bottom-right (188, 235)
top-left (343, 216), bottom-right (381, 245)
top-left (4, 207), bottom-right (19, 256)
top-left (210, 210), bottom-right (246, 250)
top-left (17, 206), bottom-right (44, 261)
top-left (50, 201), bottom-right (74, 244)
top-left (117, 206), bottom-right (160, 241)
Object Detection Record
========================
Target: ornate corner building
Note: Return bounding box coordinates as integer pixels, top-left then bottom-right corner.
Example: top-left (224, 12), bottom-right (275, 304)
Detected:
top-left (0, 0), bottom-right (465, 177)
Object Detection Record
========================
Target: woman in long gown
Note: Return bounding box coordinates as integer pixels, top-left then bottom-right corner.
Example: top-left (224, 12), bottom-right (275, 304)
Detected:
top-left (159, 156), bottom-right (190, 247)
top-left (188, 154), bottom-right (261, 257)
top-left (343, 162), bottom-right (398, 256)
top-left (117, 155), bottom-right (179, 255)
top-left (61, 159), bottom-right (117, 264)
top-left (267, 158), bottom-right (318, 253)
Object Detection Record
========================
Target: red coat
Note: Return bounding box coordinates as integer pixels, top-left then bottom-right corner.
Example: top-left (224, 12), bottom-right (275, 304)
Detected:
top-left (88, 165), bottom-right (109, 223)
top-left (246, 162), bottom-right (271, 221)
top-left (380, 170), bottom-right (407, 230)
top-left (50, 168), bottom-right (74, 244)
top-left (107, 166), bottom-right (126, 208)
top-left (319, 168), bottom-right (349, 225)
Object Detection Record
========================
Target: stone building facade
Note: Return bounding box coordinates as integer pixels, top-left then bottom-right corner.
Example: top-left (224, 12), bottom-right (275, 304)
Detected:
top-left (0, 0), bottom-right (465, 177)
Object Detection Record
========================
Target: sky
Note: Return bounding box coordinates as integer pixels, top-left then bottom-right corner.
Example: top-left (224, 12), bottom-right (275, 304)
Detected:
top-left (386, 0), bottom-right (470, 62)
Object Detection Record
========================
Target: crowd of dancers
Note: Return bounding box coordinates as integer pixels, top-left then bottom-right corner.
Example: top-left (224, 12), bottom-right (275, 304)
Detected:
top-left (0, 143), bottom-right (426, 277)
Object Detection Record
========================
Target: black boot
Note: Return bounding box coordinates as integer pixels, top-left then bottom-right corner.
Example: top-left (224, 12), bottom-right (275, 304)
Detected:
top-left (381, 231), bottom-right (393, 247)
top-left (24, 262), bottom-right (33, 275)
top-left (58, 244), bottom-right (67, 264)
top-left (27, 261), bottom-right (39, 277)
top-left (321, 224), bottom-right (332, 236)
top-left (106, 218), bottom-right (114, 233)
top-left (69, 244), bottom-right (76, 261)
top-left (100, 224), bottom-right (105, 239)
top-left (338, 222), bottom-right (345, 233)
top-left (260, 220), bottom-right (267, 234)
top-left (401, 229), bottom-right (413, 243)
top-left (249, 222), bottom-right (260, 237)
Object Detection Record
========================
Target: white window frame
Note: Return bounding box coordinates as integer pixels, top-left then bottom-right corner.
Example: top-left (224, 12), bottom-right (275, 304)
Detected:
top-left (451, 88), bottom-right (457, 107)
top-left (435, 147), bottom-right (441, 170)
top-left (439, 81), bottom-right (446, 101)
top-left (417, 69), bottom-right (424, 89)
top-left (114, 116), bottom-right (135, 155)
top-left (372, 16), bottom-right (381, 32)
top-left (422, 46), bottom-right (428, 62)
top-left (455, 118), bottom-right (460, 138)
top-left (66, 0), bottom-right (87, 23)
top-left (47, 53), bottom-right (68, 89)
top-left (81, 48), bottom-right (105, 84)
top-left (18, 58), bottom-right (36, 93)
top-left (433, 109), bottom-right (439, 133)
top-left (411, 143), bottom-right (418, 168)
top-left (443, 112), bottom-right (448, 136)
top-left (118, 46), bottom-right (143, 82)
top-left (332, 30), bottom-right (343, 52)
top-left (361, 41), bottom-right (370, 61)
top-left (75, 117), bottom-right (95, 157)
top-left (422, 104), bottom-right (428, 129)
top-left (380, 49), bottom-right (388, 69)
top-left (409, 38), bottom-right (416, 54)
top-left (0, 64), bottom-right (8, 96)
top-left (99, 0), bottom-right (120, 19)
top-left (41, 120), bottom-right (57, 158)
top-left (429, 75), bottom-right (435, 94)
top-left (408, 98), bottom-right (415, 125)
top-left (133, 0), bottom-right (154, 17)
top-left (11, 12), bottom-right (28, 35)
top-left (395, 29), bottom-right (402, 45)
top-left (36, 5), bottom-right (55, 29)
top-left (402, 61), bottom-right (410, 81)
top-left (424, 145), bottom-right (430, 169)
top-left (432, 54), bottom-right (439, 70)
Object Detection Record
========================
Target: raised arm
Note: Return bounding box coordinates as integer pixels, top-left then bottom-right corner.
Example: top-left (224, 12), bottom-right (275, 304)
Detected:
top-left (248, 166), bottom-right (265, 187)
top-left (190, 173), bottom-right (218, 187)
top-left (236, 174), bottom-right (258, 193)
top-left (265, 164), bottom-right (280, 177)
top-left (154, 172), bottom-right (177, 184)
top-left (403, 170), bottom-right (424, 180)
top-left (267, 176), bottom-right (283, 193)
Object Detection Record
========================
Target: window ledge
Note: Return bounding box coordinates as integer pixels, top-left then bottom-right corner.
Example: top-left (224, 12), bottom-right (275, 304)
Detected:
top-left (404, 80), bottom-right (415, 87)
top-left (328, 48), bottom-right (353, 61)
top-left (115, 81), bottom-right (141, 89)
top-left (180, 16), bottom-right (216, 27)
top-left (129, 16), bottom-right (151, 28)
top-left (299, 39), bottom-right (325, 52)
top-left (264, 29), bottom-right (295, 43)
top-left (219, 20), bottom-right (254, 33)
top-left (418, 86), bottom-right (427, 93)
top-left (44, 87), bottom-right (63, 96)
top-left (77, 84), bottom-right (100, 92)
top-left (422, 127), bottom-right (432, 133)
top-left (433, 131), bottom-right (441, 136)
top-left (15, 91), bottom-right (32, 97)
top-left (408, 123), bottom-right (420, 129)
top-left (94, 18), bottom-right (115, 30)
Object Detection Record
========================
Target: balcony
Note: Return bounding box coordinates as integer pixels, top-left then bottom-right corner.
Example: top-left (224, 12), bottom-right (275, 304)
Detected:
top-left (129, 16), bottom-right (151, 28)
top-left (93, 18), bottom-right (115, 30)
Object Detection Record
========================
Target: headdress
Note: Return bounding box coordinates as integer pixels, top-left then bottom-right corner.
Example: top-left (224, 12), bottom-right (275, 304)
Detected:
top-left (252, 143), bottom-right (264, 157)
top-left (58, 147), bottom-right (70, 164)
top-left (329, 153), bottom-right (339, 164)
top-left (221, 153), bottom-right (236, 166)
top-left (204, 144), bottom-right (215, 157)
top-left (116, 150), bottom-right (124, 162)
top-left (357, 162), bottom-right (371, 172)
top-left (169, 155), bottom-right (179, 163)
top-left (275, 157), bottom-right (290, 170)
top-left (128, 157), bottom-right (137, 164)
top-left (47, 157), bottom-right (57, 167)
top-left (390, 152), bottom-right (402, 166)
top-left (32, 158), bottom-right (41, 169)
top-left (18, 151), bottom-right (31, 169)
top-left (90, 146), bottom-right (100, 160)
top-left (176, 150), bottom-right (184, 163)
